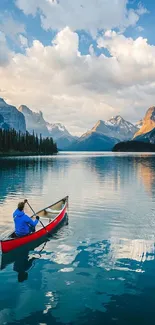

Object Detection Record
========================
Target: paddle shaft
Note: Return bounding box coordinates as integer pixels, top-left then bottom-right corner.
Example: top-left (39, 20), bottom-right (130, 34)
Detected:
top-left (26, 201), bottom-right (49, 235)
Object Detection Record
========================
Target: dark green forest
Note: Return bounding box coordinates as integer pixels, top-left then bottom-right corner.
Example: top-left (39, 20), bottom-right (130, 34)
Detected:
top-left (112, 140), bottom-right (155, 152)
top-left (0, 129), bottom-right (57, 154)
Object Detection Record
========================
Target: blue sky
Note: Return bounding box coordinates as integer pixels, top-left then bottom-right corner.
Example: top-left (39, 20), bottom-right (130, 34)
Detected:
top-left (0, 0), bottom-right (152, 54)
top-left (0, 0), bottom-right (155, 134)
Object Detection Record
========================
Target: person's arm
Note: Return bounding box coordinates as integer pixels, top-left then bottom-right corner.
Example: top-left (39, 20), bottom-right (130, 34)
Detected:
top-left (24, 214), bottom-right (39, 227)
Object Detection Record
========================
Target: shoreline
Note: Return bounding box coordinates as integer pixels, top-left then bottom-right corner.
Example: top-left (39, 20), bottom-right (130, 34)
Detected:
top-left (0, 151), bottom-right (58, 157)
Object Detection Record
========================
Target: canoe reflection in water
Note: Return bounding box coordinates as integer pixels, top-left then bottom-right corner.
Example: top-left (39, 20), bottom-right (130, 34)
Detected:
top-left (1, 237), bottom-right (48, 282)
top-left (14, 239), bottom-right (48, 282)
top-left (13, 253), bottom-right (35, 282)
top-left (0, 212), bottom-right (68, 282)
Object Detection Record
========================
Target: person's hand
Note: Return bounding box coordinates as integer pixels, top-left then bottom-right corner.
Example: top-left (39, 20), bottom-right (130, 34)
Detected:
top-left (36, 216), bottom-right (40, 220)
top-left (24, 199), bottom-right (28, 203)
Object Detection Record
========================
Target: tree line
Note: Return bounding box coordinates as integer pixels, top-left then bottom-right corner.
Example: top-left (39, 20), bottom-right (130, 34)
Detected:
top-left (0, 128), bottom-right (58, 154)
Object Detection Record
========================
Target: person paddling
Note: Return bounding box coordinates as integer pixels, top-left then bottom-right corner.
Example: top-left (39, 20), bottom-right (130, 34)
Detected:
top-left (13, 199), bottom-right (39, 237)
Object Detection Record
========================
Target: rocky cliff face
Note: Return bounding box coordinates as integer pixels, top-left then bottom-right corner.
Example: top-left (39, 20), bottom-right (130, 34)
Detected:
top-left (18, 105), bottom-right (49, 137)
top-left (0, 114), bottom-right (10, 130)
top-left (0, 98), bottom-right (26, 132)
top-left (134, 128), bottom-right (155, 144)
top-left (135, 119), bottom-right (143, 129)
top-left (134, 107), bottom-right (155, 138)
top-left (19, 105), bottom-right (77, 147)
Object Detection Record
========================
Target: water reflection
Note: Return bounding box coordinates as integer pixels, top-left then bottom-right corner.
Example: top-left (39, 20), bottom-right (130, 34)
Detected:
top-left (1, 153), bottom-right (155, 324)
top-left (14, 254), bottom-right (35, 283)
top-left (0, 157), bottom-right (56, 202)
top-left (1, 154), bottom-right (155, 206)
top-left (85, 155), bottom-right (155, 195)
top-left (0, 237), bottom-right (48, 280)
top-left (0, 237), bottom-right (155, 324)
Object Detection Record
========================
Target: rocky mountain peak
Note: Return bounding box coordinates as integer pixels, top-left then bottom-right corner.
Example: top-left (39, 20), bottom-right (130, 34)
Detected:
top-left (0, 98), bottom-right (5, 104)
top-left (133, 106), bottom-right (155, 138)
top-left (91, 120), bottom-right (107, 132)
top-left (144, 106), bottom-right (155, 122)
top-left (47, 122), bottom-right (71, 137)
top-left (110, 115), bottom-right (123, 122)
top-left (135, 119), bottom-right (143, 129)
top-left (19, 105), bottom-right (32, 115)
top-left (19, 104), bottom-right (49, 137)
top-left (81, 116), bottom-right (138, 144)
top-left (46, 122), bottom-right (77, 149)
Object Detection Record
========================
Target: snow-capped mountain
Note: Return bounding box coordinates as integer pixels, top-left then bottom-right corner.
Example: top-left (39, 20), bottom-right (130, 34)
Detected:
top-left (46, 122), bottom-right (71, 138)
top-left (87, 116), bottom-right (138, 141)
top-left (82, 120), bottom-right (115, 140)
top-left (135, 119), bottom-right (143, 129)
top-left (106, 115), bottom-right (138, 140)
top-left (47, 122), bottom-right (77, 149)
top-left (67, 116), bottom-right (138, 151)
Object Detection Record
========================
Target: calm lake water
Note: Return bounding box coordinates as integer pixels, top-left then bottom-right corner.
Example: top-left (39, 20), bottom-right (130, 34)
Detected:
top-left (1, 152), bottom-right (155, 324)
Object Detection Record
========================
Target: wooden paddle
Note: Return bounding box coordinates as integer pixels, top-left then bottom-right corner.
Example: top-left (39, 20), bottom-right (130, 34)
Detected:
top-left (26, 201), bottom-right (49, 236)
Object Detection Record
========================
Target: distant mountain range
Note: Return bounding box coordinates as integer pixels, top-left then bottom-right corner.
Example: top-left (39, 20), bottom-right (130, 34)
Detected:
top-left (67, 132), bottom-right (118, 151)
top-left (67, 116), bottom-right (138, 151)
top-left (19, 104), bottom-right (76, 149)
top-left (1, 97), bottom-right (155, 151)
top-left (46, 122), bottom-right (77, 149)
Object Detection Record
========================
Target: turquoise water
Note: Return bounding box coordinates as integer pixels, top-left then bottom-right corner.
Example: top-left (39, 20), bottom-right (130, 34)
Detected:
top-left (1, 152), bottom-right (155, 324)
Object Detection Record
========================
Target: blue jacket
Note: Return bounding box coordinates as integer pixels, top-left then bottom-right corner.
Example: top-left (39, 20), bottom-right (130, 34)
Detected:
top-left (13, 209), bottom-right (39, 236)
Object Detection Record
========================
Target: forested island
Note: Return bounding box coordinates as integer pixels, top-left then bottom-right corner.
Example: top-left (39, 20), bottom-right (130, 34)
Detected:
top-left (112, 141), bottom-right (155, 152)
top-left (0, 128), bottom-right (58, 156)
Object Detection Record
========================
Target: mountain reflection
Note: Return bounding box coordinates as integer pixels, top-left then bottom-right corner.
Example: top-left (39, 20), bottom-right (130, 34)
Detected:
top-left (1, 154), bottom-right (155, 205)
top-left (0, 157), bottom-right (54, 202)
top-left (1, 153), bottom-right (155, 324)
top-left (136, 157), bottom-right (155, 195)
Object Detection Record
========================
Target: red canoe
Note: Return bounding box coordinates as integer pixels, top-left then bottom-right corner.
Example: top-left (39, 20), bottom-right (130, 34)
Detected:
top-left (0, 196), bottom-right (68, 254)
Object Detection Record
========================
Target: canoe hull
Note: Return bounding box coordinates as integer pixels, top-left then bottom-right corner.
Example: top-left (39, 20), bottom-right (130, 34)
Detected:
top-left (1, 196), bottom-right (68, 254)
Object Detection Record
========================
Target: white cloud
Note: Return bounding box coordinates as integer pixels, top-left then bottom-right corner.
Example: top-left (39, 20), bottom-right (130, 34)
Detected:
top-left (52, 27), bottom-right (80, 60)
top-left (137, 26), bottom-right (144, 32)
top-left (16, 0), bottom-right (147, 36)
top-left (1, 27), bottom-right (155, 134)
top-left (19, 34), bottom-right (28, 48)
top-left (0, 13), bottom-right (25, 42)
top-left (136, 3), bottom-right (149, 15)
top-left (0, 32), bottom-right (11, 66)
top-left (97, 31), bottom-right (155, 81)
